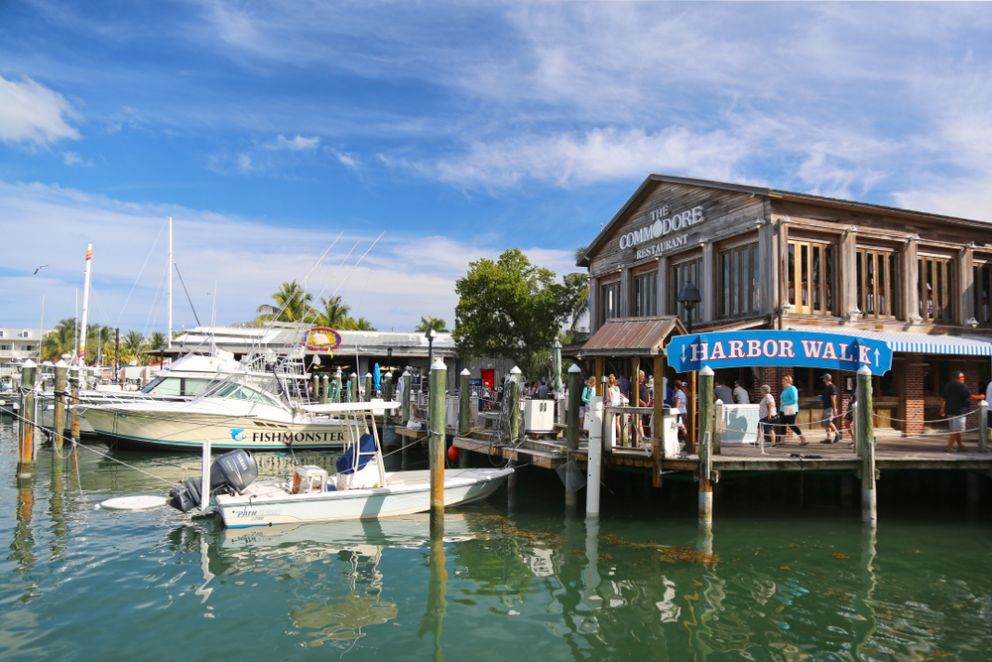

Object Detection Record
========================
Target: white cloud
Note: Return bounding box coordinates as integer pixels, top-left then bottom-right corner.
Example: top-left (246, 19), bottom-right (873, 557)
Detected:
top-left (0, 75), bottom-right (80, 146)
top-left (268, 134), bottom-right (320, 151)
top-left (62, 151), bottom-right (93, 167)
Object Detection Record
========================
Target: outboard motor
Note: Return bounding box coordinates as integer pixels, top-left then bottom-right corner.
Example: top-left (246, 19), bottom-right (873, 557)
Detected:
top-left (168, 449), bottom-right (259, 513)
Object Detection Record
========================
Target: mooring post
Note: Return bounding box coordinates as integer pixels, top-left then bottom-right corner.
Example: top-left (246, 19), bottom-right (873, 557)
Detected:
top-left (311, 373), bottom-right (320, 402)
top-left (429, 359), bottom-right (447, 521)
top-left (458, 369), bottom-right (471, 436)
top-left (52, 360), bottom-right (68, 453)
top-left (69, 366), bottom-right (81, 445)
top-left (401, 370), bottom-right (412, 423)
top-left (364, 372), bottom-right (373, 402)
top-left (508, 366), bottom-right (521, 442)
top-left (857, 365), bottom-right (876, 523)
top-left (17, 360), bottom-right (38, 479)
top-left (586, 393), bottom-right (603, 518)
top-left (383, 370), bottom-right (393, 402)
top-left (979, 399), bottom-right (988, 453)
top-left (713, 399), bottom-right (723, 455)
top-left (332, 367), bottom-right (342, 403)
top-left (565, 364), bottom-right (583, 511)
top-left (319, 374), bottom-right (328, 404)
top-left (697, 365), bottom-right (714, 525)
top-left (199, 437), bottom-right (212, 512)
top-left (349, 372), bottom-right (358, 403)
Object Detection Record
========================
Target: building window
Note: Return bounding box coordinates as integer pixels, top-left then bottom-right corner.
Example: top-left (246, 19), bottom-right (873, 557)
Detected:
top-left (975, 262), bottom-right (992, 326)
top-left (719, 243), bottom-right (760, 318)
top-left (918, 256), bottom-right (954, 323)
top-left (788, 240), bottom-right (834, 315)
top-left (670, 256), bottom-right (701, 327)
top-left (598, 279), bottom-right (621, 327)
top-left (0, 344), bottom-right (10, 351)
top-left (631, 270), bottom-right (657, 317)
top-left (856, 248), bottom-right (899, 319)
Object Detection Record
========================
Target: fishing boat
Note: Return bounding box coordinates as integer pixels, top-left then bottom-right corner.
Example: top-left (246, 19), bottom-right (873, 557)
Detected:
top-left (166, 402), bottom-right (513, 528)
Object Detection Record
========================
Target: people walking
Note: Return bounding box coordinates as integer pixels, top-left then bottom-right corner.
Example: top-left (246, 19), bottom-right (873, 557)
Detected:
top-left (714, 378), bottom-right (733, 405)
top-left (733, 379), bottom-right (750, 404)
top-left (940, 371), bottom-right (976, 452)
top-left (758, 384), bottom-right (777, 449)
top-left (605, 374), bottom-right (622, 442)
top-left (580, 376), bottom-right (595, 429)
top-left (779, 375), bottom-right (807, 445)
top-left (819, 373), bottom-right (840, 443)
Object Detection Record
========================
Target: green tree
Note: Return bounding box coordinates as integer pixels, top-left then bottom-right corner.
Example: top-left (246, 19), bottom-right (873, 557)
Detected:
top-left (122, 330), bottom-right (145, 364)
top-left (317, 295), bottom-right (351, 328)
top-left (339, 316), bottom-right (376, 331)
top-left (453, 249), bottom-right (585, 376)
top-left (563, 272), bottom-right (589, 336)
top-left (415, 316), bottom-right (448, 333)
top-left (41, 318), bottom-right (77, 362)
top-left (146, 332), bottom-right (167, 358)
top-left (256, 280), bottom-right (316, 323)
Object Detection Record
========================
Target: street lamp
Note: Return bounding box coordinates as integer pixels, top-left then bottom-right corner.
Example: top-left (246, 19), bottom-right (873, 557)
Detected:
top-left (677, 283), bottom-right (701, 334)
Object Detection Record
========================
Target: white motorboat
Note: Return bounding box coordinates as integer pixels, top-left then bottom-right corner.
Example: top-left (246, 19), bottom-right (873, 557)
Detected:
top-left (167, 402), bottom-right (513, 528)
top-left (80, 378), bottom-right (373, 452)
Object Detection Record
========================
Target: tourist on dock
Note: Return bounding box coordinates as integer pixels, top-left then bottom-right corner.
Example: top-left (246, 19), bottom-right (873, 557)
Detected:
top-left (758, 385), bottom-right (777, 448)
top-left (580, 376), bottom-right (595, 429)
top-left (940, 370), bottom-right (977, 452)
top-left (617, 374), bottom-right (631, 401)
top-left (733, 379), bottom-right (750, 404)
top-left (714, 378), bottom-right (733, 405)
top-left (673, 379), bottom-right (688, 444)
top-left (638, 370), bottom-right (651, 439)
top-left (605, 374), bottom-right (624, 441)
top-left (778, 375), bottom-right (807, 446)
top-left (819, 373), bottom-right (840, 443)
top-left (537, 381), bottom-right (549, 399)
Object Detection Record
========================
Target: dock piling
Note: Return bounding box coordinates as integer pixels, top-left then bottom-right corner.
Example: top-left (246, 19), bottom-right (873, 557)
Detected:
top-left (458, 369), bottom-right (471, 436)
top-left (565, 364), bottom-right (582, 511)
top-left (333, 367), bottom-right (343, 403)
top-left (349, 372), bottom-right (357, 403)
top-left (52, 360), bottom-right (68, 452)
top-left (697, 365), bottom-right (714, 525)
top-left (857, 365), bottom-right (877, 523)
top-left (364, 372), bottom-right (373, 402)
top-left (320, 375), bottom-right (329, 404)
top-left (508, 366), bottom-right (521, 443)
top-left (586, 395), bottom-right (603, 519)
top-left (979, 399), bottom-right (988, 453)
top-left (17, 360), bottom-right (38, 480)
top-left (69, 367), bottom-right (81, 444)
top-left (383, 370), bottom-right (393, 402)
top-left (429, 359), bottom-right (447, 520)
top-left (401, 370), bottom-right (412, 424)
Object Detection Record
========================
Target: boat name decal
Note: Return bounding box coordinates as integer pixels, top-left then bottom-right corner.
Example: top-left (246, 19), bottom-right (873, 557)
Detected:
top-left (229, 428), bottom-right (247, 441)
top-left (250, 430), bottom-right (346, 443)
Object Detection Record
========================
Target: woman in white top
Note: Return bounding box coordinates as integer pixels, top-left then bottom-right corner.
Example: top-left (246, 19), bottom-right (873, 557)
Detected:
top-left (758, 384), bottom-right (777, 448)
top-left (605, 374), bottom-right (622, 440)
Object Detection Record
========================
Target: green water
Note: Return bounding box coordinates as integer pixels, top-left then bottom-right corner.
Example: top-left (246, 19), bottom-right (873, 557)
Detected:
top-left (2, 420), bottom-right (991, 660)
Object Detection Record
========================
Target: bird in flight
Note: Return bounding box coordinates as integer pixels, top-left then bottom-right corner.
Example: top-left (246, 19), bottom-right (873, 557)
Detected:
top-left (33, 265), bottom-right (48, 275)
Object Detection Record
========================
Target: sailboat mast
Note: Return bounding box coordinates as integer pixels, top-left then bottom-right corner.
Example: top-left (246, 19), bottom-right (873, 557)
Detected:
top-left (167, 216), bottom-right (173, 350)
top-left (78, 244), bottom-right (93, 366)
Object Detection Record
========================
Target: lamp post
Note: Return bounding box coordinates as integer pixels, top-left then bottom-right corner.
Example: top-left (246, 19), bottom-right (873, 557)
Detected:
top-left (677, 283), bottom-right (702, 452)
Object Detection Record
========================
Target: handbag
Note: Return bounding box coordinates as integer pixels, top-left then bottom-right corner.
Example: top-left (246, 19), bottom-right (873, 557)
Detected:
top-left (782, 404), bottom-right (797, 416)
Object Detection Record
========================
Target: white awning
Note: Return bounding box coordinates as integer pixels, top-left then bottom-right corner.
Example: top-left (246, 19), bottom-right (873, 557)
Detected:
top-left (788, 326), bottom-right (992, 356)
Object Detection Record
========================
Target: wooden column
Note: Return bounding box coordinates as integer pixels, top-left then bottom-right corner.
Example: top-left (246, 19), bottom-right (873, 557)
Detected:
top-left (429, 359), bottom-right (447, 520)
top-left (657, 257), bottom-right (669, 315)
top-left (842, 227), bottom-right (860, 320)
top-left (594, 357), bottom-right (604, 396)
top-left (903, 237), bottom-right (920, 323)
top-left (959, 246), bottom-right (975, 325)
top-left (701, 243), bottom-right (715, 323)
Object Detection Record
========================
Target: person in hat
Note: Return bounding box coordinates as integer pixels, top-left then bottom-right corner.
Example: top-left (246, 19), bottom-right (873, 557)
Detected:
top-left (819, 373), bottom-right (840, 443)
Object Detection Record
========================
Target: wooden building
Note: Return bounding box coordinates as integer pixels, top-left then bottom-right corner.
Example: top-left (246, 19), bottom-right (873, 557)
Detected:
top-left (578, 174), bottom-right (992, 434)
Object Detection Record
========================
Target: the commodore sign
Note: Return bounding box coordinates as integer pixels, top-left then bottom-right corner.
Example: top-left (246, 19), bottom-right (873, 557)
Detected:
top-left (666, 330), bottom-right (893, 376)
top-left (618, 204), bottom-right (706, 259)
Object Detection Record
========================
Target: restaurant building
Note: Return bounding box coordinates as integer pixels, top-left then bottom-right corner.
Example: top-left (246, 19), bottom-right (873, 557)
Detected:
top-left (578, 174), bottom-right (992, 434)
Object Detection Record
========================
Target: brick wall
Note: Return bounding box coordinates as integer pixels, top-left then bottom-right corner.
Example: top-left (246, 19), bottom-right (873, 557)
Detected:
top-left (901, 362), bottom-right (925, 435)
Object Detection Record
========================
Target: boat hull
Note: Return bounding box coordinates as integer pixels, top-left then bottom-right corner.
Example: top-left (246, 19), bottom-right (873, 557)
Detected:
top-left (82, 407), bottom-right (357, 452)
top-left (216, 468), bottom-right (513, 527)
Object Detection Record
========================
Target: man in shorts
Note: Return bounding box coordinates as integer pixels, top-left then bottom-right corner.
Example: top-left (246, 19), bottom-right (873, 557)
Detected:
top-left (819, 373), bottom-right (840, 443)
top-left (941, 371), bottom-right (973, 452)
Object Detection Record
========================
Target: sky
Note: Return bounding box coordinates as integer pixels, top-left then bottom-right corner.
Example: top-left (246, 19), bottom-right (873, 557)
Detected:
top-left (1, 1), bottom-right (991, 336)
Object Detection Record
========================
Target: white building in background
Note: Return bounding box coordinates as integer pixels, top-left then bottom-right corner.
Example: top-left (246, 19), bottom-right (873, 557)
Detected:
top-left (0, 327), bottom-right (47, 379)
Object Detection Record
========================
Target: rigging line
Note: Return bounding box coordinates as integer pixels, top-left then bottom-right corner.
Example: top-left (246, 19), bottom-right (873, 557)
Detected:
top-left (114, 218), bottom-right (166, 328)
top-left (329, 231), bottom-right (386, 299)
top-left (141, 268), bottom-right (168, 338)
top-left (300, 240), bottom-right (361, 327)
top-left (265, 235), bottom-right (346, 330)
top-left (173, 262), bottom-right (203, 327)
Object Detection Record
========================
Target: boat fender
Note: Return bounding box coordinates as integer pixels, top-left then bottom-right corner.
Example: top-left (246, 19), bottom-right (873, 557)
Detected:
top-left (447, 445), bottom-right (460, 462)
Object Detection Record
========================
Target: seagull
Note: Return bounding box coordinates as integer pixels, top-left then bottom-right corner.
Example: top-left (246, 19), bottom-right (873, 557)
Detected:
top-left (33, 265), bottom-right (48, 275)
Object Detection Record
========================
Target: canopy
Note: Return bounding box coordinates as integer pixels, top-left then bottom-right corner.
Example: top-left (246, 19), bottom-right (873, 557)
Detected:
top-left (789, 326), bottom-right (992, 357)
top-left (581, 316), bottom-right (687, 357)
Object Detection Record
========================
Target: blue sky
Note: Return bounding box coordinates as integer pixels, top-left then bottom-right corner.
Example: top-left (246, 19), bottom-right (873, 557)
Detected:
top-left (1, 1), bottom-right (991, 335)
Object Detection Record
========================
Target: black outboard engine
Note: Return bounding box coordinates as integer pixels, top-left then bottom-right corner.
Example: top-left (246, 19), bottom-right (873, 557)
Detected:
top-left (168, 449), bottom-right (259, 513)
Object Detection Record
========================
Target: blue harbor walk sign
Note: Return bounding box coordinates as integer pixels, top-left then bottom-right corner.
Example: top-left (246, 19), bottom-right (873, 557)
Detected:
top-left (666, 330), bottom-right (893, 376)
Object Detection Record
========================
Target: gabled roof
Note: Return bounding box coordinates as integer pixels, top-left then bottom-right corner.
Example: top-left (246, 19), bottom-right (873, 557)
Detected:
top-left (577, 173), bottom-right (991, 268)
top-left (581, 316), bottom-right (686, 357)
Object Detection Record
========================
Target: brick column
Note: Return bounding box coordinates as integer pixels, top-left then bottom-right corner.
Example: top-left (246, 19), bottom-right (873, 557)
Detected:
top-left (901, 362), bottom-right (925, 435)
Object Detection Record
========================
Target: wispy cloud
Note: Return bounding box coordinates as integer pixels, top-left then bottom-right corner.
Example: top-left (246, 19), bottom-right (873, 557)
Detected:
top-left (0, 75), bottom-right (80, 146)
top-left (268, 134), bottom-right (320, 151)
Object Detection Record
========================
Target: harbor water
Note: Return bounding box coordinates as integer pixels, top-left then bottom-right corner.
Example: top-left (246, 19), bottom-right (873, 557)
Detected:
top-left (2, 420), bottom-right (991, 660)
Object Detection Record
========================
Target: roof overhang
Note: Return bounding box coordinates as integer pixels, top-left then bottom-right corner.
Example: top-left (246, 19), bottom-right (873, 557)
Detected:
top-left (580, 316), bottom-right (686, 357)
top-left (786, 325), bottom-right (992, 356)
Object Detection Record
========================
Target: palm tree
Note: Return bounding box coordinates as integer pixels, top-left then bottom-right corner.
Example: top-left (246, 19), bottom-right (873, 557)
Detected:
top-left (87, 325), bottom-right (114, 366)
top-left (317, 295), bottom-right (351, 328)
top-left (339, 316), bottom-right (376, 331)
top-left (122, 330), bottom-right (145, 364)
top-left (41, 318), bottom-right (77, 362)
top-left (146, 331), bottom-right (167, 356)
top-left (414, 316), bottom-right (448, 333)
top-left (256, 280), bottom-right (316, 323)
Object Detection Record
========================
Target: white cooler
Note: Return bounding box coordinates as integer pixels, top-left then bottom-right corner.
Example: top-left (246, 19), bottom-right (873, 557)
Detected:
top-left (524, 399), bottom-right (555, 433)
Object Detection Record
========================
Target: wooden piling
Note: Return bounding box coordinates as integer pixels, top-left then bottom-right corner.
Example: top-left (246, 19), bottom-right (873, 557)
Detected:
top-left (651, 355), bottom-right (665, 488)
top-left (857, 365), bottom-right (876, 523)
top-left (311, 373), bottom-right (320, 402)
top-left (383, 371), bottom-right (393, 402)
top-left (52, 360), bottom-right (68, 452)
top-left (320, 375), bottom-right (329, 404)
top-left (508, 366), bottom-right (521, 442)
top-left (333, 368), bottom-right (343, 403)
top-left (565, 364), bottom-right (583, 511)
top-left (17, 360), bottom-right (37, 479)
top-left (979, 399), bottom-right (988, 453)
top-left (458, 369), bottom-right (471, 436)
top-left (429, 359), bottom-right (447, 519)
top-left (364, 372), bottom-right (373, 402)
top-left (69, 367), bottom-right (81, 444)
top-left (401, 370), bottom-right (412, 423)
top-left (349, 373), bottom-right (358, 403)
top-left (697, 365), bottom-right (714, 525)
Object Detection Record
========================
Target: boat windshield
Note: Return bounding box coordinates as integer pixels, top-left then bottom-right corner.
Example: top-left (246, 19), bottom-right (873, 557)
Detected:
top-left (141, 376), bottom-right (219, 396)
top-left (211, 382), bottom-right (280, 406)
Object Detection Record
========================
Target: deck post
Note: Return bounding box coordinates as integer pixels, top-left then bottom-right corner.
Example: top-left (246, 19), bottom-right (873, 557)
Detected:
top-left (857, 365), bottom-right (877, 523)
top-left (52, 360), bottom-right (68, 453)
top-left (509, 366), bottom-right (521, 442)
top-left (458, 369), bottom-right (471, 436)
top-left (401, 369), bottom-right (412, 423)
top-left (429, 359), bottom-right (447, 520)
top-left (697, 365), bottom-right (714, 525)
top-left (364, 372), bottom-right (373, 402)
top-left (17, 360), bottom-right (38, 479)
top-left (565, 364), bottom-right (583, 511)
top-left (979, 399), bottom-right (989, 453)
top-left (69, 367), bottom-right (81, 444)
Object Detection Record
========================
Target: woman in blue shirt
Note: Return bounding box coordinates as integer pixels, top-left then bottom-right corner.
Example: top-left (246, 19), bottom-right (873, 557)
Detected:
top-left (778, 375), bottom-right (807, 446)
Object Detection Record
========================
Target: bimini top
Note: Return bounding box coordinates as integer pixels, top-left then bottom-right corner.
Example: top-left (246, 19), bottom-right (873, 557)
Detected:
top-left (581, 316), bottom-right (687, 357)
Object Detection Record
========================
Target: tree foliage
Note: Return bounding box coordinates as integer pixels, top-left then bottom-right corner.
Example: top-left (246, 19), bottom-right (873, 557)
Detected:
top-left (453, 249), bottom-right (585, 376)
top-left (256, 280), bottom-right (317, 323)
top-left (415, 316), bottom-right (448, 333)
